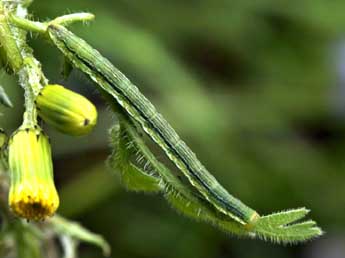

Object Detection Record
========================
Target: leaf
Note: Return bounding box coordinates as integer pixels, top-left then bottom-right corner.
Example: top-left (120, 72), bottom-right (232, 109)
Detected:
top-left (114, 113), bottom-right (251, 237)
top-left (256, 208), bottom-right (310, 227)
top-left (14, 221), bottom-right (42, 258)
top-left (49, 215), bottom-right (111, 256)
top-left (108, 123), bottom-right (162, 193)
top-left (252, 209), bottom-right (323, 243)
top-left (112, 113), bottom-right (323, 243)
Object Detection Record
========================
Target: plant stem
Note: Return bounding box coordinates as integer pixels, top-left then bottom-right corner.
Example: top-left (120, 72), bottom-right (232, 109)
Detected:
top-left (0, 0), bottom-right (47, 128)
top-left (8, 12), bottom-right (95, 34)
top-left (9, 13), bottom-right (47, 33)
top-left (50, 12), bottom-right (95, 26)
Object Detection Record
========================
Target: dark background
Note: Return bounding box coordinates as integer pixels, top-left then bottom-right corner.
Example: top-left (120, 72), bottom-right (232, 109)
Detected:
top-left (1, 1), bottom-right (345, 257)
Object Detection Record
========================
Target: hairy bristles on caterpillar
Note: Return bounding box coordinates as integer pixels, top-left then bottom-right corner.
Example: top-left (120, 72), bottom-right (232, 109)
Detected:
top-left (47, 24), bottom-right (258, 225)
top-left (46, 24), bottom-right (322, 243)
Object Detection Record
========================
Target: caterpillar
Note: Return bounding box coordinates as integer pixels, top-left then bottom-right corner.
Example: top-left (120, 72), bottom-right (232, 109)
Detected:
top-left (47, 24), bottom-right (260, 225)
top-left (5, 12), bottom-right (322, 242)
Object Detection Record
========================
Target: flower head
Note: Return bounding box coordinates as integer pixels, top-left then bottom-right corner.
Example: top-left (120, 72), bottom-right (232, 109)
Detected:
top-left (8, 128), bottom-right (59, 220)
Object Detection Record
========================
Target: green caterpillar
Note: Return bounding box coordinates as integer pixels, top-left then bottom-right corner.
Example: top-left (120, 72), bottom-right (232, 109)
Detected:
top-left (47, 24), bottom-right (259, 225)
top-left (4, 9), bottom-right (322, 243)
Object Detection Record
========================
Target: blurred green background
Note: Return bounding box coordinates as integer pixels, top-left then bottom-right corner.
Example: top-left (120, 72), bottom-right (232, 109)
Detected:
top-left (1, 1), bottom-right (345, 257)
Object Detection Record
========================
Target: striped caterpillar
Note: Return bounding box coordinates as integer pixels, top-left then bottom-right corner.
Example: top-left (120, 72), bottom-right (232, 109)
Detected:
top-left (47, 24), bottom-right (259, 225)
top-left (12, 19), bottom-right (319, 243)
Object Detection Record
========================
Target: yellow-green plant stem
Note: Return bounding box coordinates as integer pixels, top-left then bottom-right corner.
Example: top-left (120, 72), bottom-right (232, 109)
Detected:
top-left (0, 1), bottom-right (46, 128)
top-left (8, 12), bottom-right (95, 34)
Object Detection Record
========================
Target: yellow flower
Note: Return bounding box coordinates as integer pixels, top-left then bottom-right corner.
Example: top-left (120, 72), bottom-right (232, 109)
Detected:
top-left (36, 84), bottom-right (98, 136)
top-left (8, 128), bottom-right (59, 220)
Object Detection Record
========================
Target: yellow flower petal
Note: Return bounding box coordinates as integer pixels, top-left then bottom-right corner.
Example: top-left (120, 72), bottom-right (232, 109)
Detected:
top-left (8, 128), bottom-right (59, 220)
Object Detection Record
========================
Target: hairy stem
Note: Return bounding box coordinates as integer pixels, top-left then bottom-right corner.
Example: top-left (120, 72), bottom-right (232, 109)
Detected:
top-left (0, 0), bottom-right (47, 127)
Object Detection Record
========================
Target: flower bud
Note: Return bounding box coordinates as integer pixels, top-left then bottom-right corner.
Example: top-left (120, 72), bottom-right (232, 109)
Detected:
top-left (8, 128), bottom-right (59, 220)
top-left (36, 84), bottom-right (97, 136)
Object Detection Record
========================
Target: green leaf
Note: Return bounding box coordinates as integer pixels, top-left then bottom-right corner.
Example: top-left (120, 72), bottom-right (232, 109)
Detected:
top-left (252, 209), bottom-right (323, 243)
top-left (108, 123), bottom-right (162, 193)
top-left (256, 208), bottom-right (310, 227)
top-left (14, 221), bottom-right (42, 258)
top-left (124, 163), bottom-right (162, 192)
top-left (114, 113), bottom-right (251, 237)
top-left (49, 215), bottom-right (111, 256)
top-left (112, 113), bottom-right (323, 243)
